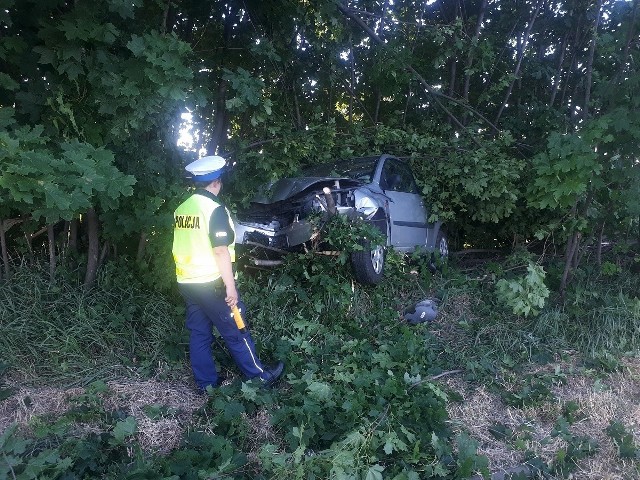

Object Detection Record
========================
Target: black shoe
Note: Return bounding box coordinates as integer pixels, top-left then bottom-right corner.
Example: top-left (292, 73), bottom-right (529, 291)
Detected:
top-left (259, 361), bottom-right (284, 388)
top-left (216, 372), bottom-right (229, 386)
top-left (200, 373), bottom-right (229, 395)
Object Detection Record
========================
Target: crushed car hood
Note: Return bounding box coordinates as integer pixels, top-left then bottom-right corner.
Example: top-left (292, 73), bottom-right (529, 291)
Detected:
top-left (252, 176), bottom-right (361, 204)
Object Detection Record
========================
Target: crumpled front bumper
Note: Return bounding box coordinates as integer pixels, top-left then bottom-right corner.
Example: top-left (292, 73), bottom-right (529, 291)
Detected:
top-left (235, 219), bottom-right (313, 250)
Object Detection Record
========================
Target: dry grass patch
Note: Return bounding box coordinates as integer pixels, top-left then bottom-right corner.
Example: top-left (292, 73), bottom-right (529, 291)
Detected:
top-left (0, 377), bottom-right (208, 455)
top-left (0, 385), bottom-right (84, 434)
top-left (104, 379), bottom-right (206, 453)
top-left (445, 357), bottom-right (640, 479)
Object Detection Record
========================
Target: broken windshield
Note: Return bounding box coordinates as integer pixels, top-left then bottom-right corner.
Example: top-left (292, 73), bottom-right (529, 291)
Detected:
top-left (303, 157), bottom-right (378, 183)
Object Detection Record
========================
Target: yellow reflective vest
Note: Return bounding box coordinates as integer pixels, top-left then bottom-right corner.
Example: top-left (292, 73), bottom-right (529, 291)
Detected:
top-left (172, 193), bottom-right (236, 283)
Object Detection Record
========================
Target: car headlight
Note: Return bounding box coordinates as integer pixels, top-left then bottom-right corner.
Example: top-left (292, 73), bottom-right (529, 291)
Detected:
top-left (355, 195), bottom-right (377, 218)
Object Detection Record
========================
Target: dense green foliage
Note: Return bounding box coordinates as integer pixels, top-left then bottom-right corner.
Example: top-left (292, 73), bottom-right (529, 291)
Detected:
top-left (1, 0), bottom-right (639, 478)
top-left (0, 250), bottom-right (489, 478)
top-left (1, 0), bottom-right (639, 289)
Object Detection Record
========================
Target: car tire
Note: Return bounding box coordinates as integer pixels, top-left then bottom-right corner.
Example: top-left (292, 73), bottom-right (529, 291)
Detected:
top-left (351, 243), bottom-right (385, 285)
top-left (429, 229), bottom-right (449, 272)
top-left (436, 229), bottom-right (449, 258)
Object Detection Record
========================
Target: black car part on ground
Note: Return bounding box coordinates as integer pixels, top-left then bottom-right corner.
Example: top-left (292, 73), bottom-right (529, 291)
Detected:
top-left (404, 299), bottom-right (439, 324)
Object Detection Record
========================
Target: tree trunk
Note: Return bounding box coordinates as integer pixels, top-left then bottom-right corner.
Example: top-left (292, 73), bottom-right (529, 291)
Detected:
top-left (349, 35), bottom-right (355, 125)
top-left (84, 207), bottom-right (99, 288)
top-left (376, 0), bottom-right (390, 37)
top-left (494, 0), bottom-right (542, 124)
top-left (69, 218), bottom-right (78, 252)
top-left (572, 232), bottom-right (583, 269)
top-left (549, 32), bottom-right (569, 107)
top-left (559, 51), bottom-right (576, 111)
top-left (328, 80), bottom-right (333, 123)
top-left (206, 6), bottom-right (236, 154)
top-left (293, 89), bottom-right (303, 130)
top-left (462, 0), bottom-right (488, 105)
top-left (448, 58), bottom-right (457, 98)
top-left (448, 58), bottom-right (457, 128)
top-left (596, 220), bottom-right (605, 266)
top-left (24, 232), bottom-right (33, 262)
top-left (136, 231), bottom-right (147, 263)
top-left (583, 0), bottom-right (603, 119)
top-left (402, 84), bottom-right (412, 128)
top-left (207, 79), bottom-right (228, 154)
top-left (60, 221), bottom-right (70, 259)
top-left (560, 230), bottom-right (579, 297)
top-left (47, 224), bottom-right (56, 280)
top-left (560, 202), bottom-right (579, 297)
top-left (559, 12), bottom-right (584, 111)
top-left (447, 3), bottom-right (459, 128)
top-left (374, 0), bottom-right (389, 126)
top-left (98, 241), bottom-right (109, 269)
top-left (560, 187), bottom-right (596, 295)
top-left (161, 0), bottom-right (172, 33)
top-left (614, 0), bottom-right (638, 84)
top-left (0, 219), bottom-right (9, 279)
top-left (575, 189), bottom-right (595, 271)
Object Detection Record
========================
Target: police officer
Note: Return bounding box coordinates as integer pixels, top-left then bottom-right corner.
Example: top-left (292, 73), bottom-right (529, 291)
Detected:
top-left (172, 155), bottom-right (284, 392)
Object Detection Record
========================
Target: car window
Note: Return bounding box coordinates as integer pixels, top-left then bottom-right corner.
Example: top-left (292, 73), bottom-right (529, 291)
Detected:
top-left (380, 160), bottom-right (418, 194)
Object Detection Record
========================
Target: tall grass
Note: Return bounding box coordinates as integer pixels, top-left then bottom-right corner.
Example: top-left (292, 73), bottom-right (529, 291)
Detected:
top-left (0, 260), bottom-right (184, 385)
top-left (428, 260), bottom-right (640, 364)
top-left (2, 250), bottom-right (636, 386)
top-left (532, 290), bottom-right (640, 355)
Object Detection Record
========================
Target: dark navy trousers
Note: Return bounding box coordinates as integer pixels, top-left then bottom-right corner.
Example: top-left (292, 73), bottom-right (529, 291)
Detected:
top-left (178, 282), bottom-right (265, 390)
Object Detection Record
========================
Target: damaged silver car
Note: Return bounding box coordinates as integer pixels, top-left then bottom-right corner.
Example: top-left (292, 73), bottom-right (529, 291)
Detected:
top-left (234, 154), bottom-right (448, 284)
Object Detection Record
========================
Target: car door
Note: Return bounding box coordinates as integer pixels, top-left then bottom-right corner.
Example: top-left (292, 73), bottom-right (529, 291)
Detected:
top-left (378, 158), bottom-right (428, 251)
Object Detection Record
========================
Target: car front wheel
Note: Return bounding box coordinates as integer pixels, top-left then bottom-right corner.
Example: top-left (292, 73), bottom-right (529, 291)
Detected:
top-left (428, 229), bottom-right (449, 272)
top-left (436, 229), bottom-right (449, 258)
top-left (351, 243), bottom-right (385, 285)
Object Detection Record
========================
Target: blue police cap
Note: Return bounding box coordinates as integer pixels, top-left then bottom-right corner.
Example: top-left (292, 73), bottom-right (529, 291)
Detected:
top-left (185, 155), bottom-right (227, 181)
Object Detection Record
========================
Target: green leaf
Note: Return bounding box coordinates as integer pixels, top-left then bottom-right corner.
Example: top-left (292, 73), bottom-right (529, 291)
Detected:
top-left (383, 439), bottom-right (396, 457)
top-left (108, 0), bottom-right (141, 19)
top-left (43, 182), bottom-right (71, 213)
top-left (33, 46), bottom-right (55, 65)
top-left (222, 401), bottom-right (245, 419)
top-left (0, 73), bottom-right (18, 91)
top-left (365, 464), bottom-right (385, 480)
top-left (241, 381), bottom-right (259, 401)
top-left (127, 35), bottom-right (146, 57)
top-left (111, 416), bottom-right (137, 443)
top-left (606, 421), bottom-right (639, 459)
top-left (307, 381), bottom-right (332, 401)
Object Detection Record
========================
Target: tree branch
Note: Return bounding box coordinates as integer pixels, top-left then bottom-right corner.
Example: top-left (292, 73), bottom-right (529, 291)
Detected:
top-left (494, 0), bottom-right (542, 124)
top-left (335, 2), bottom-right (500, 138)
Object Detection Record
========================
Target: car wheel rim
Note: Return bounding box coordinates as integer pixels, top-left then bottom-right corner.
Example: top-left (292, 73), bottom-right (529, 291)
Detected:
top-left (439, 237), bottom-right (449, 257)
top-left (370, 246), bottom-right (384, 274)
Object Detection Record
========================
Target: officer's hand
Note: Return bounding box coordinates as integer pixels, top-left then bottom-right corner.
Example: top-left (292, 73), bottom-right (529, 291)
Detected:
top-left (225, 285), bottom-right (238, 308)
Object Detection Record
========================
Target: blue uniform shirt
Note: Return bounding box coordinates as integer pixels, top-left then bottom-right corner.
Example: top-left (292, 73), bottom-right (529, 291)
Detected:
top-left (194, 189), bottom-right (234, 248)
